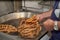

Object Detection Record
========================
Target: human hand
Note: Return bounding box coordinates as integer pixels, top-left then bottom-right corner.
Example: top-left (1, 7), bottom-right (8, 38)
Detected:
top-left (36, 14), bottom-right (44, 22)
top-left (43, 19), bottom-right (54, 31)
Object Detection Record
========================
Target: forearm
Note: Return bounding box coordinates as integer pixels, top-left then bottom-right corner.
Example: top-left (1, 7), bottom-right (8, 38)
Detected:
top-left (40, 9), bottom-right (53, 19)
top-left (36, 9), bottom-right (53, 22)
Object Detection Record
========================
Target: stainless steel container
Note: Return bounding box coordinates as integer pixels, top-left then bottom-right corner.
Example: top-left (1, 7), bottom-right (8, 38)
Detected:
top-left (0, 12), bottom-right (36, 40)
top-left (0, 12), bottom-right (47, 40)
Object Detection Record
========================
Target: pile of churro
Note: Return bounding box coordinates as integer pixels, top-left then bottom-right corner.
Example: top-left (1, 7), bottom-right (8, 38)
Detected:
top-left (0, 15), bottom-right (42, 38)
top-left (0, 24), bottom-right (17, 33)
top-left (18, 15), bottom-right (41, 38)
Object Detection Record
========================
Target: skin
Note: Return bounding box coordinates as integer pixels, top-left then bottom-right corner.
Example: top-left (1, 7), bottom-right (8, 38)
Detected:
top-left (36, 9), bottom-right (60, 31)
top-left (58, 21), bottom-right (60, 30)
top-left (43, 19), bottom-right (54, 31)
top-left (36, 9), bottom-right (53, 22)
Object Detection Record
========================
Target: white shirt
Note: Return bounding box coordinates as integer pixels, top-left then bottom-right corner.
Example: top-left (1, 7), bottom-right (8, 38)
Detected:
top-left (54, 9), bottom-right (60, 18)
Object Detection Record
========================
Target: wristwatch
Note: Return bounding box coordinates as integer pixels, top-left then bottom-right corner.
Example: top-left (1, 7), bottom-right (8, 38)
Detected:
top-left (54, 21), bottom-right (59, 30)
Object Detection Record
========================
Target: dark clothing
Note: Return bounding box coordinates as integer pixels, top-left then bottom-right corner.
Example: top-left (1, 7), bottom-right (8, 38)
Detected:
top-left (50, 1), bottom-right (60, 40)
top-left (50, 30), bottom-right (60, 40)
top-left (51, 1), bottom-right (60, 21)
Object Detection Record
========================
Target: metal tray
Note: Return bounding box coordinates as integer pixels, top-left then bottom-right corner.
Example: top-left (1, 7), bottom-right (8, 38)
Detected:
top-left (0, 12), bottom-right (47, 40)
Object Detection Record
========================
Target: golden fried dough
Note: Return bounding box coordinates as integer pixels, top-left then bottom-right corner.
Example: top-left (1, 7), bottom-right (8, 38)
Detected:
top-left (0, 24), bottom-right (17, 33)
top-left (18, 16), bottom-right (41, 38)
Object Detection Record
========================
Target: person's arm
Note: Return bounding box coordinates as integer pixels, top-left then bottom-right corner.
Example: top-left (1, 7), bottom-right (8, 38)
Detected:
top-left (43, 9), bottom-right (60, 31)
top-left (43, 19), bottom-right (60, 31)
top-left (40, 9), bottom-right (53, 19)
top-left (36, 9), bottom-right (53, 22)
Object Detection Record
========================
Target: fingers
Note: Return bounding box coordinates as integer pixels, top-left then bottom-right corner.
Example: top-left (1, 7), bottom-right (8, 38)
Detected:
top-left (36, 15), bottom-right (40, 20)
top-left (36, 14), bottom-right (42, 21)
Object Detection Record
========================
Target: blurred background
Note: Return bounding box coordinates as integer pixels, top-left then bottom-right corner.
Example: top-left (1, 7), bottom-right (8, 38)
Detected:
top-left (0, 0), bottom-right (54, 16)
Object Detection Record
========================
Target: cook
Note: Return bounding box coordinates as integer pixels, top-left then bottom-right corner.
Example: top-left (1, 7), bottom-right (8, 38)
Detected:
top-left (36, 1), bottom-right (60, 40)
